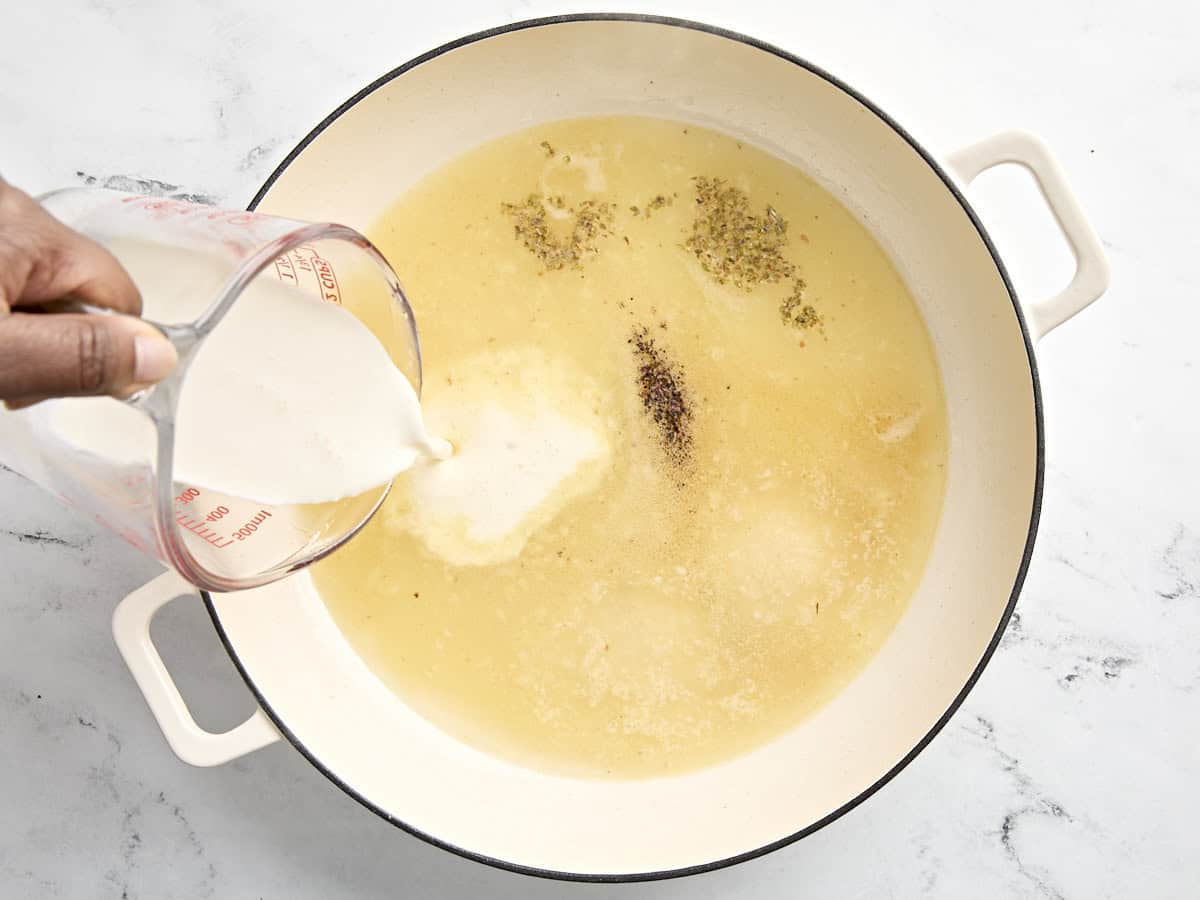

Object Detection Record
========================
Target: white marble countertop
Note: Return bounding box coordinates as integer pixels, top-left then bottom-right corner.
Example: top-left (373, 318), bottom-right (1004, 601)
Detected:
top-left (2, 1), bottom-right (1196, 897)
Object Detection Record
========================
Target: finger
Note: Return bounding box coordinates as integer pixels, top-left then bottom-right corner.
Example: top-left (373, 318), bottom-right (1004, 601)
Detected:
top-left (0, 181), bottom-right (142, 315)
top-left (3, 396), bottom-right (49, 412)
top-left (40, 228), bottom-right (143, 316)
top-left (0, 312), bottom-right (177, 402)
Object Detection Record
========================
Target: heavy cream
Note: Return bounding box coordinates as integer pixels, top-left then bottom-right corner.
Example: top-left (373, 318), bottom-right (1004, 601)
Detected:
top-left (388, 347), bottom-right (612, 565)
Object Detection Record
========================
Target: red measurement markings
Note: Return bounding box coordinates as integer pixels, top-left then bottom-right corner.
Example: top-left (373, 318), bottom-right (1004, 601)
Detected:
top-left (233, 509), bottom-right (272, 541)
top-left (283, 245), bottom-right (342, 305)
top-left (273, 253), bottom-right (299, 286)
top-left (311, 255), bottom-right (341, 304)
top-left (119, 196), bottom-right (256, 227)
top-left (291, 249), bottom-right (314, 273)
top-left (173, 488), bottom-right (241, 549)
top-left (206, 505), bottom-right (230, 522)
top-left (174, 508), bottom-right (236, 549)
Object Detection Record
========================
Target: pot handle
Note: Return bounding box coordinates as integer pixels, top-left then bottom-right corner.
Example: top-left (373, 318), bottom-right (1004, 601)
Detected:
top-left (112, 570), bottom-right (281, 766)
top-left (944, 130), bottom-right (1109, 339)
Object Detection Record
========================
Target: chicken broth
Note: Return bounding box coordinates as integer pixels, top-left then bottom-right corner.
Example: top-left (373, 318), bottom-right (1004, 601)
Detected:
top-left (313, 116), bottom-right (948, 778)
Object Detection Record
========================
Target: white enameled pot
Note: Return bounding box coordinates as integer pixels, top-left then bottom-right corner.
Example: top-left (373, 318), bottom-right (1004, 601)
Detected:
top-left (111, 15), bottom-right (1108, 881)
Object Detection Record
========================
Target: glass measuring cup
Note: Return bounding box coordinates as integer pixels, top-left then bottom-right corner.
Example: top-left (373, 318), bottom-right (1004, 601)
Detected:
top-left (0, 188), bottom-right (421, 592)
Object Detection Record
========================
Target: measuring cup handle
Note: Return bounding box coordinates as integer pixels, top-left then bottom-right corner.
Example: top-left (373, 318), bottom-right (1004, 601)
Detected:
top-left (112, 570), bottom-right (281, 766)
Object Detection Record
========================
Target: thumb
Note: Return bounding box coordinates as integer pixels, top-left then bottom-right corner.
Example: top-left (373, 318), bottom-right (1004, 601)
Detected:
top-left (0, 311), bottom-right (178, 405)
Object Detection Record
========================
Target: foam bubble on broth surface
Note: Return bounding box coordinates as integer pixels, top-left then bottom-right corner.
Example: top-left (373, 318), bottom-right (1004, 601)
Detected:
top-left (313, 116), bottom-right (948, 779)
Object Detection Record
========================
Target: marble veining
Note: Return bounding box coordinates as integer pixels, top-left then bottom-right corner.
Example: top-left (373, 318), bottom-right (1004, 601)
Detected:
top-left (1157, 524), bottom-right (1200, 603)
top-left (2, 1), bottom-right (1197, 897)
top-left (965, 714), bottom-right (1075, 900)
top-left (73, 171), bottom-right (219, 206)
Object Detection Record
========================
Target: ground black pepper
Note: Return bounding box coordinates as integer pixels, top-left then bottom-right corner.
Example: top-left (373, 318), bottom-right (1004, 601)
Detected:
top-left (629, 326), bottom-right (692, 465)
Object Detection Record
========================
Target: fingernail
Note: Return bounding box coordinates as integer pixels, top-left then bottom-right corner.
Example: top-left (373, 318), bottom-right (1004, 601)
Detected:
top-left (133, 333), bottom-right (179, 385)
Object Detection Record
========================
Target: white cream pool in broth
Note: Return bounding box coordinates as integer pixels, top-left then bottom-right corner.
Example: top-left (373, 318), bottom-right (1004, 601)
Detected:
top-left (313, 116), bottom-right (948, 779)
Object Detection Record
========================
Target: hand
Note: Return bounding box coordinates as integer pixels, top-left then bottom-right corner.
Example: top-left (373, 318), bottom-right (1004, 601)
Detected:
top-left (0, 178), bottom-right (177, 409)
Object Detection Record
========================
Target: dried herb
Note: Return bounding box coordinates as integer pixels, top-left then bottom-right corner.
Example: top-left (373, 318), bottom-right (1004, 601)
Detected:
top-left (539, 140), bottom-right (556, 157)
top-left (780, 279), bottom-right (823, 333)
top-left (685, 176), bottom-right (795, 289)
top-left (630, 195), bottom-right (673, 220)
top-left (644, 194), bottom-right (672, 217)
top-left (501, 193), bottom-right (614, 270)
top-left (629, 326), bottom-right (692, 465)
